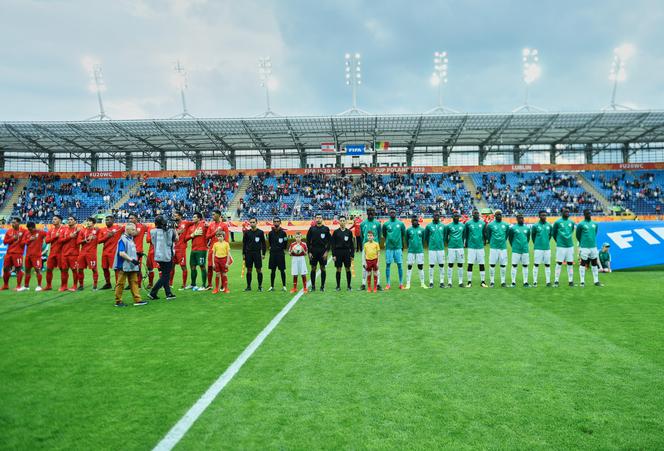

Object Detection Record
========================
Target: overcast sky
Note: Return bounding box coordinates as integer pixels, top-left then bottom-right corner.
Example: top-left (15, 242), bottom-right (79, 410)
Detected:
top-left (1, 0), bottom-right (663, 121)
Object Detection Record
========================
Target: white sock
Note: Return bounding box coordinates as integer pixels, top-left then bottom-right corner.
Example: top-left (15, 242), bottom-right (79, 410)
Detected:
top-left (500, 266), bottom-right (506, 284)
top-left (439, 266), bottom-right (445, 284)
top-left (592, 266), bottom-right (599, 283)
top-left (545, 265), bottom-right (551, 284)
top-left (458, 267), bottom-right (464, 284)
top-left (511, 266), bottom-right (517, 283)
top-left (555, 263), bottom-right (562, 282)
top-left (377, 272), bottom-right (381, 285)
top-left (447, 266), bottom-right (453, 283)
top-left (567, 265), bottom-right (574, 282)
top-left (467, 270), bottom-right (472, 283)
top-left (362, 268), bottom-right (367, 284)
top-left (407, 269), bottom-right (412, 284)
top-left (429, 267), bottom-right (434, 284)
top-left (419, 269), bottom-right (425, 283)
top-left (522, 266), bottom-right (528, 284)
top-left (490, 266), bottom-right (495, 284)
top-left (533, 265), bottom-right (539, 282)
top-left (579, 265), bottom-right (586, 284)
top-left (480, 270), bottom-right (485, 282)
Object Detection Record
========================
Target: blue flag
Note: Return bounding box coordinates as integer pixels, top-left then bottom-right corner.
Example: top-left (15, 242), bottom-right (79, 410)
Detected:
top-left (596, 220), bottom-right (664, 270)
top-left (344, 144), bottom-right (365, 156)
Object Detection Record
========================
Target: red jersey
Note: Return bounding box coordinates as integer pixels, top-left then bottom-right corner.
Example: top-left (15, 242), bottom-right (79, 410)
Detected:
top-left (99, 224), bottom-right (124, 256)
top-left (61, 226), bottom-right (81, 257)
top-left (353, 218), bottom-right (362, 237)
top-left (289, 241), bottom-right (308, 257)
top-left (23, 230), bottom-right (47, 258)
top-left (3, 227), bottom-right (27, 255)
top-left (175, 220), bottom-right (191, 251)
top-left (132, 223), bottom-right (147, 252)
top-left (206, 220), bottom-right (229, 245)
top-left (187, 222), bottom-right (208, 251)
top-left (146, 225), bottom-right (155, 257)
top-left (242, 221), bottom-right (250, 232)
top-left (78, 227), bottom-right (99, 256)
top-left (45, 225), bottom-right (64, 254)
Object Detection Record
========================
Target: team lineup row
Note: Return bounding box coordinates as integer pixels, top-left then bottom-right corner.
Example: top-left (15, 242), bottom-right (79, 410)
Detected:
top-left (2, 205), bottom-right (608, 297)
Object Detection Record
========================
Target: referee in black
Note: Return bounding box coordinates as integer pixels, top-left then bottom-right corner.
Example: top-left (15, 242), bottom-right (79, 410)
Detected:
top-left (332, 215), bottom-right (355, 291)
top-left (306, 214), bottom-right (331, 291)
top-left (242, 217), bottom-right (267, 291)
top-left (267, 217), bottom-right (288, 291)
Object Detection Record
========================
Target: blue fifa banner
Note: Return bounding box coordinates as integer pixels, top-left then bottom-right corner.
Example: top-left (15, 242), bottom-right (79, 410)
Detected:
top-left (344, 144), bottom-right (365, 156)
top-left (597, 220), bottom-right (664, 270)
top-left (0, 230), bottom-right (6, 276)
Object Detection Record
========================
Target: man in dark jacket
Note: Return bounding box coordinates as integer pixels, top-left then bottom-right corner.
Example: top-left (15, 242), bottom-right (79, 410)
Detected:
top-left (267, 217), bottom-right (288, 291)
top-left (306, 214), bottom-right (331, 291)
top-left (332, 215), bottom-right (355, 291)
top-left (242, 217), bottom-right (267, 291)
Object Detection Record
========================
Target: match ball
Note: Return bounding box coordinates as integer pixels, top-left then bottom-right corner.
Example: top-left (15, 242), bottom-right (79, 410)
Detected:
top-left (292, 244), bottom-right (304, 254)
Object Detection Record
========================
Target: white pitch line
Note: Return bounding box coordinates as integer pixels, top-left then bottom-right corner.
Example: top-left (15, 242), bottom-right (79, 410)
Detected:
top-left (153, 259), bottom-right (330, 451)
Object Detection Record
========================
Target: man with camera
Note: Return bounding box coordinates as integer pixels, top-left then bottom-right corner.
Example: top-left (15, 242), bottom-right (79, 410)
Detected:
top-left (147, 215), bottom-right (177, 300)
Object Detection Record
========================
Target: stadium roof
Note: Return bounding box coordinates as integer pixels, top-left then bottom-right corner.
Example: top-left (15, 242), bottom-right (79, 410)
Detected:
top-left (1, 111), bottom-right (664, 161)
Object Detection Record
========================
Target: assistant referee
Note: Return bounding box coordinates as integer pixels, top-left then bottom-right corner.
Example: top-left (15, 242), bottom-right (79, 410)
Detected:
top-left (332, 215), bottom-right (354, 291)
top-left (306, 214), bottom-right (331, 291)
top-left (242, 217), bottom-right (267, 291)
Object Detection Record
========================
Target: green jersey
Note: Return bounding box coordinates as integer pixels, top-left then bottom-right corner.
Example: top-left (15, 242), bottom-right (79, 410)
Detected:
top-left (508, 223), bottom-right (531, 254)
top-left (406, 226), bottom-right (425, 254)
top-left (531, 221), bottom-right (553, 251)
top-left (576, 219), bottom-right (598, 248)
top-left (486, 220), bottom-right (509, 250)
top-left (599, 250), bottom-right (610, 266)
top-left (464, 219), bottom-right (486, 249)
top-left (382, 219), bottom-right (406, 250)
top-left (424, 221), bottom-right (445, 251)
top-left (552, 218), bottom-right (576, 248)
top-left (445, 221), bottom-right (465, 249)
top-left (361, 219), bottom-right (382, 245)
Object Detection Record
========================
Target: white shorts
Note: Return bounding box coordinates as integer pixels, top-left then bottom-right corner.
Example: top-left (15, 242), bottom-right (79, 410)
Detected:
top-left (511, 252), bottom-right (530, 266)
top-left (447, 248), bottom-right (464, 264)
top-left (467, 248), bottom-right (485, 264)
top-left (489, 248), bottom-right (508, 265)
top-left (428, 250), bottom-right (445, 265)
top-left (407, 253), bottom-right (424, 265)
top-left (534, 249), bottom-right (551, 265)
top-left (579, 247), bottom-right (599, 260)
top-left (291, 256), bottom-right (308, 276)
top-left (556, 247), bottom-right (574, 263)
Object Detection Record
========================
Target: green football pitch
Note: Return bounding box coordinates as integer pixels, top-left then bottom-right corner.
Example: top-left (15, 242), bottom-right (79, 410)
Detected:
top-left (1, 247), bottom-right (663, 450)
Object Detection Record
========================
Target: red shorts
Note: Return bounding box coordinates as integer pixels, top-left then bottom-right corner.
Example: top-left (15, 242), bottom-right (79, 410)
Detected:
top-left (214, 256), bottom-right (229, 273)
top-left (61, 255), bottom-right (79, 270)
top-left (25, 255), bottom-right (43, 270)
top-left (365, 258), bottom-right (378, 272)
top-left (46, 253), bottom-right (61, 271)
top-left (101, 253), bottom-right (115, 269)
top-left (3, 254), bottom-right (24, 269)
top-left (175, 249), bottom-right (187, 267)
top-left (77, 254), bottom-right (97, 270)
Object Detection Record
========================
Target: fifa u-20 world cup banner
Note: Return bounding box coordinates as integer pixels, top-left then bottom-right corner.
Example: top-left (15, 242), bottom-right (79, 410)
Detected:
top-left (597, 221), bottom-right (664, 270)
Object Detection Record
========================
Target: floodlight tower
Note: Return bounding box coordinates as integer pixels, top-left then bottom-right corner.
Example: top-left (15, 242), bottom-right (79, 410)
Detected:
top-left (172, 60), bottom-right (195, 119)
top-left (427, 51), bottom-right (458, 114)
top-left (87, 63), bottom-right (111, 120)
top-left (513, 48), bottom-right (545, 113)
top-left (604, 46), bottom-right (634, 111)
top-left (340, 52), bottom-right (368, 115)
top-left (258, 57), bottom-right (278, 117)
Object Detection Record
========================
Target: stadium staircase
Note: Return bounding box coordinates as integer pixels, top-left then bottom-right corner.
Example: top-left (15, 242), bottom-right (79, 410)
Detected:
top-left (576, 173), bottom-right (612, 214)
top-left (111, 179), bottom-right (142, 212)
top-left (228, 176), bottom-right (251, 220)
top-left (461, 173), bottom-right (488, 210)
top-left (0, 178), bottom-right (28, 218)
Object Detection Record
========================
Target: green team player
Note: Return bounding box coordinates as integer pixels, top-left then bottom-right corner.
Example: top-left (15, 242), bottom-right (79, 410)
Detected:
top-left (360, 207), bottom-right (383, 291)
top-left (531, 210), bottom-right (553, 287)
top-left (552, 207), bottom-right (576, 287)
top-left (444, 211), bottom-right (466, 288)
top-left (576, 209), bottom-right (602, 287)
top-left (424, 211), bottom-right (446, 288)
top-left (382, 208), bottom-right (406, 290)
top-left (405, 216), bottom-right (427, 289)
top-left (599, 242), bottom-right (611, 273)
top-left (486, 209), bottom-right (510, 287)
top-left (508, 213), bottom-right (531, 288)
top-left (464, 208), bottom-right (487, 288)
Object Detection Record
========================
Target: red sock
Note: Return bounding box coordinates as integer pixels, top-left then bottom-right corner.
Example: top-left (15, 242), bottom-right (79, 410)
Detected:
top-left (2, 270), bottom-right (9, 287)
top-left (373, 274), bottom-right (377, 291)
top-left (16, 271), bottom-right (23, 287)
top-left (207, 267), bottom-right (213, 287)
top-left (25, 272), bottom-right (31, 288)
top-left (61, 271), bottom-right (68, 289)
top-left (181, 268), bottom-right (188, 286)
top-left (103, 268), bottom-right (111, 284)
top-left (302, 275), bottom-right (307, 288)
top-left (78, 270), bottom-right (85, 287)
top-left (169, 267), bottom-right (175, 286)
top-left (222, 274), bottom-right (228, 290)
top-left (293, 276), bottom-right (298, 289)
top-left (46, 269), bottom-right (53, 287)
top-left (92, 270), bottom-right (98, 286)
top-left (37, 273), bottom-right (42, 286)
top-left (148, 271), bottom-right (155, 285)
top-left (215, 274), bottom-right (220, 290)
top-left (367, 275), bottom-right (371, 288)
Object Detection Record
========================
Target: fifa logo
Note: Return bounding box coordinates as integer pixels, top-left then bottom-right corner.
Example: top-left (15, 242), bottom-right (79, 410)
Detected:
top-left (606, 227), bottom-right (664, 249)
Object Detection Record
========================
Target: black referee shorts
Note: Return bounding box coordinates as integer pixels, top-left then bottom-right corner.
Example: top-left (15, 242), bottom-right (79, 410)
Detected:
top-left (244, 251), bottom-right (263, 270)
top-left (268, 252), bottom-right (286, 270)
top-left (309, 251), bottom-right (327, 267)
top-left (333, 250), bottom-right (352, 268)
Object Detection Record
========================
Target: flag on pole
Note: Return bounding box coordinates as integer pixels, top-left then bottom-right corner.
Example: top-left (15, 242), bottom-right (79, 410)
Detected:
top-left (375, 141), bottom-right (390, 151)
top-left (321, 142), bottom-right (336, 152)
top-left (345, 144), bottom-right (366, 156)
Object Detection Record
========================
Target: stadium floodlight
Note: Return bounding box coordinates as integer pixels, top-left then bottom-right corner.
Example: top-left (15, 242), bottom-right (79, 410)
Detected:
top-left (604, 44), bottom-right (635, 111)
top-left (83, 58), bottom-right (111, 120)
top-left (426, 51), bottom-right (459, 114)
top-left (257, 57), bottom-right (279, 117)
top-left (339, 52), bottom-right (369, 115)
top-left (513, 48), bottom-right (546, 113)
top-left (172, 60), bottom-right (195, 119)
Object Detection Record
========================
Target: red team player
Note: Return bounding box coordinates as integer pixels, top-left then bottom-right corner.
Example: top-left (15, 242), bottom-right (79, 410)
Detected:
top-left (205, 209), bottom-right (229, 289)
top-left (98, 216), bottom-right (124, 289)
top-left (44, 214), bottom-right (64, 290)
top-left (145, 224), bottom-right (157, 289)
top-left (128, 213), bottom-right (147, 285)
top-left (77, 217), bottom-right (100, 290)
top-left (2, 217), bottom-right (27, 291)
top-left (22, 221), bottom-right (47, 291)
top-left (59, 216), bottom-right (81, 292)
top-left (173, 212), bottom-right (192, 289)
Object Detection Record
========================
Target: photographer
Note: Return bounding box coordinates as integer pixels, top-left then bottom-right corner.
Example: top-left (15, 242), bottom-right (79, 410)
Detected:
top-left (148, 215), bottom-right (177, 300)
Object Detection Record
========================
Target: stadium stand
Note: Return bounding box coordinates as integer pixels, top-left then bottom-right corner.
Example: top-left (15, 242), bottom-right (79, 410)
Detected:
top-left (239, 172), bottom-right (301, 219)
top-left (0, 177), bottom-right (17, 211)
top-left (471, 171), bottom-right (605, 215)
top-left (587, 170), bottom-right (664, 214)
